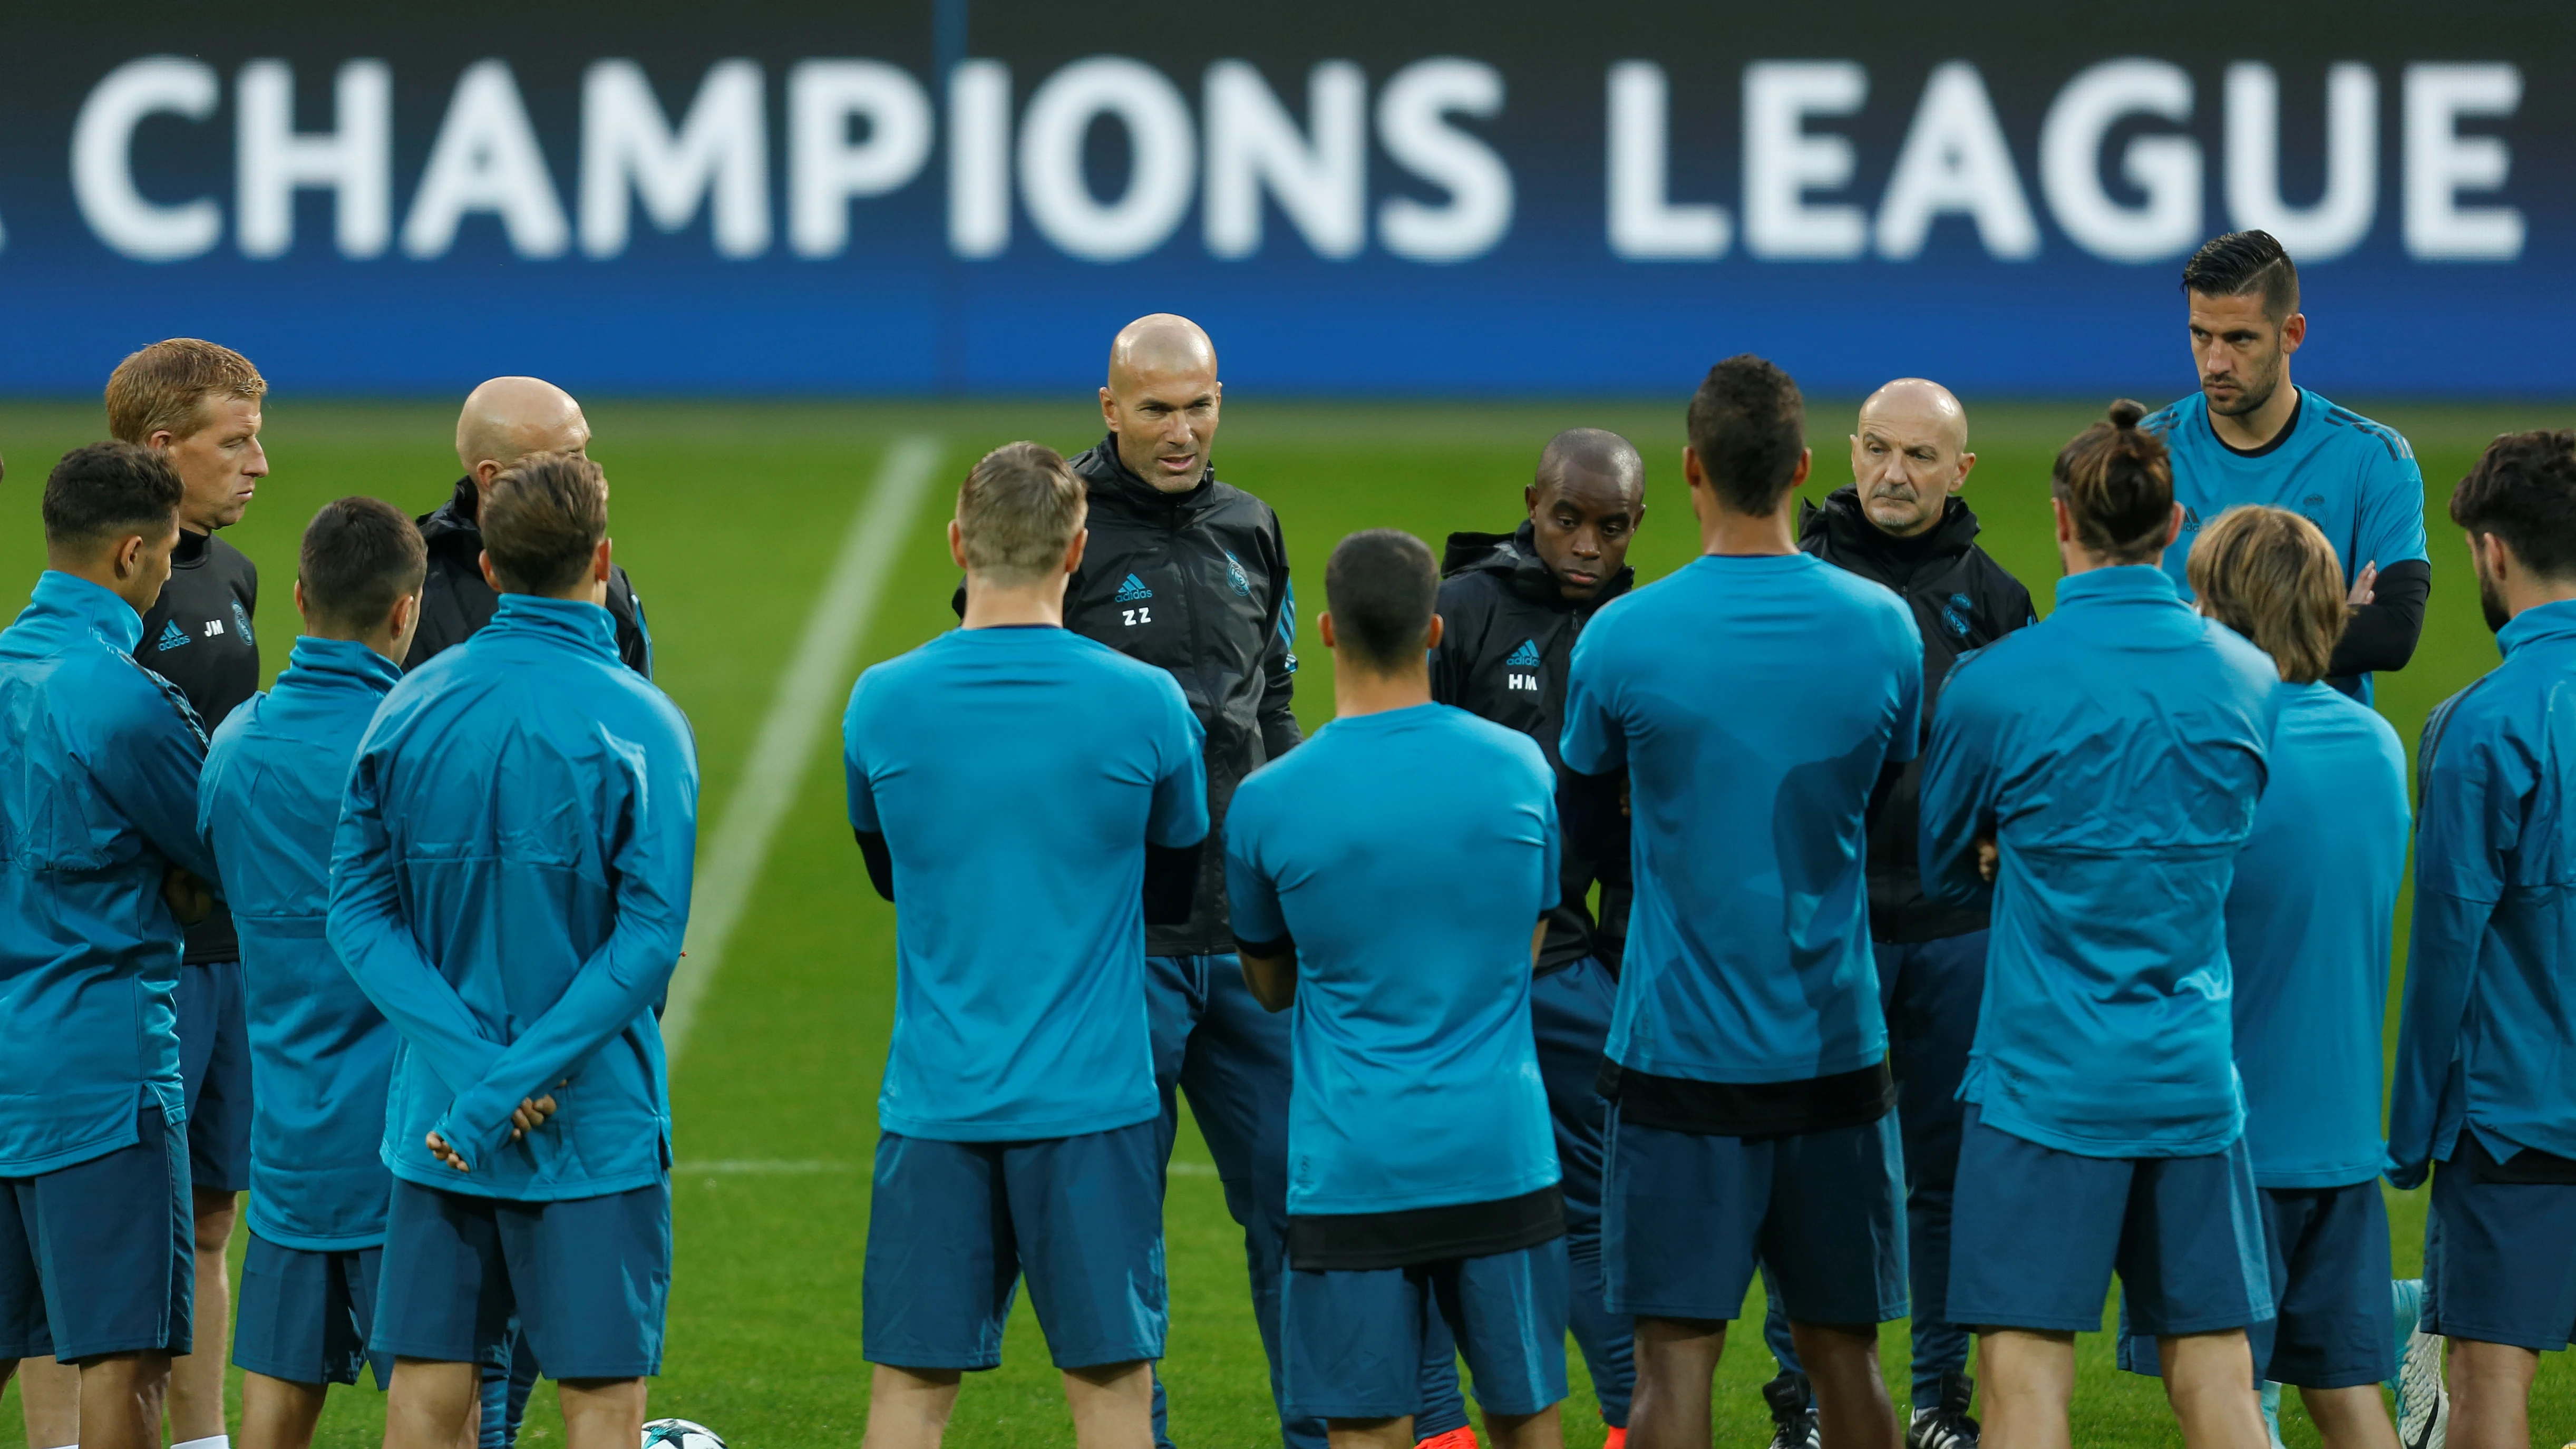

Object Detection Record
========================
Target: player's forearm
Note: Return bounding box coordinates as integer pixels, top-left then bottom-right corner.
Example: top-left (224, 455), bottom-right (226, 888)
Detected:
top-left (2384, 889), bottom-right (2488, 1186)
top-left (2328, 559), bottom-right (2431, 676)
top-left (437, 894), bottom-right (687, 1160)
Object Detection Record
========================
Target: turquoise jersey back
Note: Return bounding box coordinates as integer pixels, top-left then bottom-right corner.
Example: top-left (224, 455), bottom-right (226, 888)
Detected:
top-left (1226, 703), bottom-right (1559, 1217)
top-left (1920, 566), bottom-right (2281, 1158)
top-left (2226, 683), bottom-right (2409, 1188)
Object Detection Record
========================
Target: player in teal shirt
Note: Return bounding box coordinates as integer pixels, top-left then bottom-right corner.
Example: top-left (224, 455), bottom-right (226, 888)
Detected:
top-left (1562, 357), bottom-right (1921, 1449)
top-left (848, 444), bottom-right (1208, 1449)
top-left (200, 499), bottom-right (426, 1436)
top-left (2144, 231), bottom-right (2430, 704)
top-left (1920, 403), bottom-right (2278, 1449)
top-left (2390, 431), bottom-right (2576, 1448)
top-left (0, 445), bottom-right (208, 1447)
top-left (1227, 529), bottom-right (1567, 1449)
top-left (2109, 507), bottom-right (2410, 1444)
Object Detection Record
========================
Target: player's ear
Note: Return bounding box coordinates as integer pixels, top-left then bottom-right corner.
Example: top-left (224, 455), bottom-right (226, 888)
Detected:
top-left (1955, 451), bottom-right (1978, 490)
top-left (592, 538), bottom-right (613, 584)
top-left (1318, 611), bottom-right (1338, 650)
top-left (2161, 502), bottom-right (2185, 549)
top-left (2281, 311), bottom-right (2307, 354)
top-left (1790, 447), bottom-right (1813, 490)
top-left (1099, 385), bottom-right (1117, 432)
top-left (1063, 525), bottom-right (1089, 575)
top-left (293, 577), bottom-right (308, 624)
top-left (478, 549), bottom-right (501, 590)
top-left (948, 519), bottom-right (969, 571)
top-left (1681, 446), bottom-right (1705, 491)
top-left (1423, 613), bottom-right (1445, 651)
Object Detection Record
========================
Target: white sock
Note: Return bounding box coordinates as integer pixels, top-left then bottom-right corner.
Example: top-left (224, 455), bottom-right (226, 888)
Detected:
top-left (38, 1442), bottom-right (79, 1449)
top-left (172, 1436), bottom-right (231, 1449)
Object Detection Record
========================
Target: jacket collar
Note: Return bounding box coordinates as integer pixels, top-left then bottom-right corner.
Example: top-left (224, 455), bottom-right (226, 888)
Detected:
top-left (1441, 521), bottom-right (1635, 611)
top-left (1076, 433), bottom-right (1214, 516)
top-left (2053, 563), bottom-right (2181, 610)
top-left (277, 636), bottom-right (404, 697)
top-left (30, 570), bottom-right (144, 653)
top-left (1799, 486), bottom-right (1983, 566)
top-left (484, 592), bottom-right (621, 661)
top-left (419, 477), bottom-right (483, 551)
top-left (2497, 597), bottom-right (2576, 658)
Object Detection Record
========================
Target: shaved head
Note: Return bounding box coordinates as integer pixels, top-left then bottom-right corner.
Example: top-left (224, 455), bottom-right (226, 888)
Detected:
top-left (456, 376), bottom-right (592, 490)
top-left (1859, 378), bottom-right (1968, 452)
top-left (1101, 314), bottom-right (1223, 493)
top-left (1849, 378), bottom-right (1976, 538)
top-left (1536, 427), bottom-right (1644, 501)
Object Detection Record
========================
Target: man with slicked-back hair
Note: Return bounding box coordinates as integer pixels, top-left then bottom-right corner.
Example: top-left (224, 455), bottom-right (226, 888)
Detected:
top-left (1920, 402), bottom-right (2280, 1449)
top-left (2145, 230), bottom-right (2429, 705)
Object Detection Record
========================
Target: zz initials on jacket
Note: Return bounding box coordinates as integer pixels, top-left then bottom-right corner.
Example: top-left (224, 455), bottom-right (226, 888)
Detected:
top-left (1122, 606), bottom-right (1153, 626)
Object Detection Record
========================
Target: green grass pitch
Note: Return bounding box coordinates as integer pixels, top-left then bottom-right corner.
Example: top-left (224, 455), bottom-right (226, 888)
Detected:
top-left (1, 395), bottom-right (2570, 1448)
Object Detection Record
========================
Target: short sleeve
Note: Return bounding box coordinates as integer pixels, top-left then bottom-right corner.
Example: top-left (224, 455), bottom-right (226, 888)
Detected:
top-left (841, 676), bottom-right (880, 835)
top-left (1533, 750), bottom-right (1562, 915)
top-left (2354, 433), bottom-right (2432, 571)
top-left (1222, 786), bottom-right (1288, 946)
top-left (1559, 617), bottom-right (1625, 775)
top-left (1148, 679), bottom-right (1211, 848)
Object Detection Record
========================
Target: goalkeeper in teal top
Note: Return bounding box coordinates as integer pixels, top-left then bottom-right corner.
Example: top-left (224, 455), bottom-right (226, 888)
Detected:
top-left (2143, 230), bottom-right (2430, 704)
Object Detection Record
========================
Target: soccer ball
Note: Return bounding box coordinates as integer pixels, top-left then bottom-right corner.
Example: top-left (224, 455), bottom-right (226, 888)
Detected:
top-left (641, 1419), bottom-right (727, 1449)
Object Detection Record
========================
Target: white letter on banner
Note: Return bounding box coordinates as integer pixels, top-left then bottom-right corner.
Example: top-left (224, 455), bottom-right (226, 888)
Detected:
top-left (402, 60), bottom-right (569, 259)
top-left (1607, 61), bottom-right (1727, 260)
top-left (788, 60), bottom-right (932, 258)
top-left (581, 59), bottom-right (769, 259)
top-left (1875, 61), bottom-right (2037, 261)
top-left (1743, 61), bottom-right (1868, 260)
top-left (2224, 63), bottom-right (2375, 261)
top-left (72, 56), bottom-right (221, 261)
top-left (949, 61), bottom-right (1011, 258)
top-left (237, 59), bottom-right (392, 259)
top-left (1204, 60), bottom-right (1365, 260)
top-left (1376, 58), bottom-right (1511, 263)
top-left (1018, 56), bottom-right (1195, 263)
top-left (2040, 59), bottom-right (2200, 264)
top-left (2403, 63), bottom-right (2522, 260)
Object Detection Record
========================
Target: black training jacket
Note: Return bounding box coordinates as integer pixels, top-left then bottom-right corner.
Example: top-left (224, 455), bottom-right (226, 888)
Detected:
top-left (137, 528), bottom-right (259, 964)
top-left (954, 436), bottom-right (1301, 956)
top-left (1798, 487), bottom-right (2035, 944)
top-left (1428, 523), bottom-right (1632, 976)
top-left (405, 477), bottom-right (654, 677)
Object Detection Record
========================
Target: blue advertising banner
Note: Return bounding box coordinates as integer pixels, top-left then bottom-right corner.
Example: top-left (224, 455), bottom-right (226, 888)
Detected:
top-left (3, 1), bottom-right (2567, 395)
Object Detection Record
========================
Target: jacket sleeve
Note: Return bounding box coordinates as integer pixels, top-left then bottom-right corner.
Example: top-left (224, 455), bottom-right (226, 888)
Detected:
top-left (95, 676), bottom-right (221, 884)
top-left (432, 729), bottom-right (700, 1165)
top-left (1917, 651), bottom-right (2004, 910)
top-left (1254, 514), bottom-right (1302, 760)
top-left (327, 743), bottom-right (505, 1098)
top-left (2328, 558), bottom-right (2429, 678)
top-left (614, 575), bottom-right (656, 679)
top-left (2386, 700), bottom-right (2521, 1187)
top-left (1427, 583), bottom-right (1469, 706)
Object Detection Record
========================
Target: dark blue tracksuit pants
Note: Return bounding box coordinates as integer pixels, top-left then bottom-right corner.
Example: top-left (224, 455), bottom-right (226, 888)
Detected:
top-left (1416, 956), bottom-right (1635, 1427)
top-left (1764, 931), bottom-right (1987, 1404)
top-left (1149, 955), bottom-right (1469, 1448)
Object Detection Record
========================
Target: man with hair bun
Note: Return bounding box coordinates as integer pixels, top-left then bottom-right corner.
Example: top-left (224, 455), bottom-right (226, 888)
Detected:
top-left (2108, 507), bottom-right (2408, 1449)
top-left (199, 498), bottom-right (429, 1449)
top-left (0, 442), bottom-right (212, 1449)
top-left (1563, 355), bottom-right (1921, 1449)
top-left (2389, 430), bottom-right (2576, 1449)
top-left (329, 452), bottom-right (697, 1449)
top-left (1229, 528), bottom-right (1569, 1449)
top-left (1920, 403), bottom-right (2280, 1449)
top-left (851, 442), bottom-right (1207, 1449)
top-left (2146, 230), bottom-right (2431, 704)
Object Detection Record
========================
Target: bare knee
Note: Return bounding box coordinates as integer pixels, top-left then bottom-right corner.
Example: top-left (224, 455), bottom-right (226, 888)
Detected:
top-left (191, 1188), bottom-right (238, 1253)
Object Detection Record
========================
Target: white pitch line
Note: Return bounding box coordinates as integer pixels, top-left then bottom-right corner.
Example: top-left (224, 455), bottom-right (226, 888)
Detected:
top-left (663, 434), bottom-right (944, 1064)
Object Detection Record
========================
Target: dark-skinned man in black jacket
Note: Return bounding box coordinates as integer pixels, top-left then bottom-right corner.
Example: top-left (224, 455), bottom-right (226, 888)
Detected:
top-left (1755, 380), bottom-right (2034, 1449)
top-left (1428, 428), bottom-right (1645, 1449)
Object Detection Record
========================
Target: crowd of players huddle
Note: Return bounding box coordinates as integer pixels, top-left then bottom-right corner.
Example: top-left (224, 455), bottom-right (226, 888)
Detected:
top-left (1, 225), bottom-right (2571, 1449)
